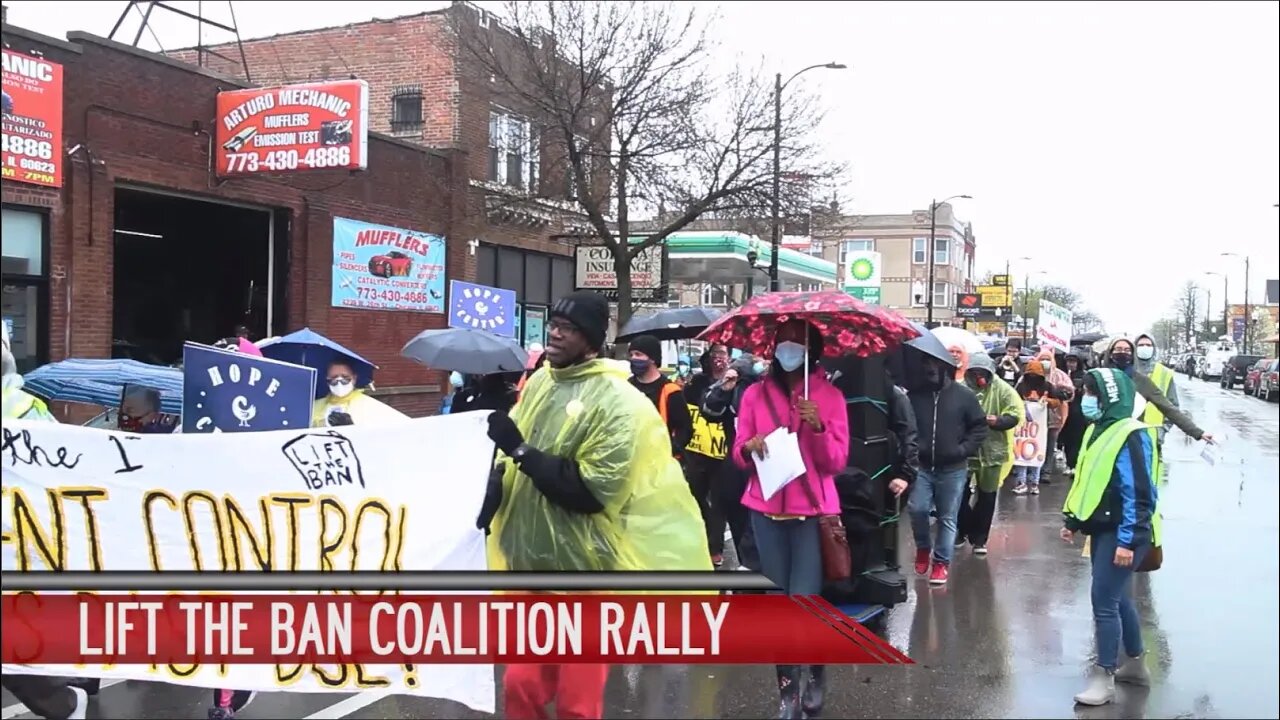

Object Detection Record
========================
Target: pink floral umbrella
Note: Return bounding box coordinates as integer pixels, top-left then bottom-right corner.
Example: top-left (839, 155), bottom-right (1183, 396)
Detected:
top-left (696, 290), bottom-right (920, 358)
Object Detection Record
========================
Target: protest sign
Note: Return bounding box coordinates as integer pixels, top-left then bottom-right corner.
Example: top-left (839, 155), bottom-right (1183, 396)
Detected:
top-left (1, 413), bottom-right (496, 712)
top-left (1013, 401), bottom-right (1049, 468)
top-left (1036, 299), bottom-right (1073, 354)
top-left (182, 342), bottom-right (317, 433)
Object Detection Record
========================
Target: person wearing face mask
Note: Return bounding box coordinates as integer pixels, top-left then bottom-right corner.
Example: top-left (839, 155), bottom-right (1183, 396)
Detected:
top-left (311, 359), bottom-right (409, 427)
top-left (477, 290), bottom-right (710, 720)
top-left (1062, 367), bottom-right (1160, 706)
top-left (627, 334), bottom-right (693, 456)
top-left (1132, 334), bottom-right (1180, 454)
top-left (1022, 349), bottom-right (1075, 483)
top-left (700, 354), bottom-right (766, 571)
top-left (683, 343), bottom-right (733, 565)
top-left (1010, 355), bottom-right (1070, 494)
top-left (1059, 351), bottom-right (1091, 473)
top-left (1103, 338), bottom-right (1212, 450)
top-left (956, 352), bottom-right (1023, 555)
top-left (997, 338), bottom-right (1025, 384)
top-left (733, 319), bottom-right (849, 719)
top-left (906, 353), bottom-right (988, 585)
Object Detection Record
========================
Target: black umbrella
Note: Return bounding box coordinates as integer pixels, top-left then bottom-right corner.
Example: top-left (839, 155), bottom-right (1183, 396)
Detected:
top-left (1071, 331), bottom-right (1106, 346)
top-left (401, 328), bottom-right (528, 374)
top-left (905, 322), bottom-right (959, 367)
top-left (615, 307), bottom-right (724, 342)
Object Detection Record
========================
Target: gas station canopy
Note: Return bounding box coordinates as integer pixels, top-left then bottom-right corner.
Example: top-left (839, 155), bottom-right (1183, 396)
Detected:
top-left (663, 231), bottom-right (837, 286)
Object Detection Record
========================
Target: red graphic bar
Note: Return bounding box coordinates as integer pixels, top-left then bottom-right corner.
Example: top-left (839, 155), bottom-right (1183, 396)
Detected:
top-left (1, 593), bottom-right (912, 666)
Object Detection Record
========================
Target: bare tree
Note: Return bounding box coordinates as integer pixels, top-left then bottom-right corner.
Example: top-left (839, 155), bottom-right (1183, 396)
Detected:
top-left (458, 1), bottom-right (841, 328)
top-left (1171, 281), bottom-right (1200, 348)
top-left (1149, 318), bottom-right (1180, 355)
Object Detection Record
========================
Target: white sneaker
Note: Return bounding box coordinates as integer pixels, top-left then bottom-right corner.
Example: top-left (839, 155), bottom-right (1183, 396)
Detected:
top-left (68, 686), bottom-right (89, 720)
top-left (1013, 484), bottom-right (1030, 495)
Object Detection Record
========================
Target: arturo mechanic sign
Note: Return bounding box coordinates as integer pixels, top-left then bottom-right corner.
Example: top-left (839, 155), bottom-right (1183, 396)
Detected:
top-left (215, 80), bottom-right (369, 177)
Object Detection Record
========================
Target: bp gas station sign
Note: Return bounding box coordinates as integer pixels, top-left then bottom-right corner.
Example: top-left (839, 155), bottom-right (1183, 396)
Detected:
top-left (843, 250), bottom-right (881, 304)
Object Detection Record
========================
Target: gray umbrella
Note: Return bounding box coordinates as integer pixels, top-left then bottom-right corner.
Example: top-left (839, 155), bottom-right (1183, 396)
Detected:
top-left (401, 328), bottom-right (529, 374)
top-left (616, 307), bottom-right (725, 342)
top-left (905, 321), bottom-right (959, 366)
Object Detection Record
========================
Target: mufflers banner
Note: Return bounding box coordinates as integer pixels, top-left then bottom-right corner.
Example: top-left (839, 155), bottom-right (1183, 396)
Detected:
top-left (215, 80), bottom-right (369, 177)
top-left (330, 217), bottom-right (446, 313)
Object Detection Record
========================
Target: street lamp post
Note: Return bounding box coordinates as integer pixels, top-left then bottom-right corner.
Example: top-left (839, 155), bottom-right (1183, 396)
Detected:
top-left (925, 195), bottom-right (972, 327)
top-left (1204, 271), bottom-right (1227, 338)
top-left (769, 62), bottom-right (846, 292)
top-left (1222, 253), bottom-right (1250, 352)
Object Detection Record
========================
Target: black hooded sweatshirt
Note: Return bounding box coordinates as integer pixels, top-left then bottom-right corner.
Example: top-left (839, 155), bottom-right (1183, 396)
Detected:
top-left (908, 364), bottom-right (989, 473)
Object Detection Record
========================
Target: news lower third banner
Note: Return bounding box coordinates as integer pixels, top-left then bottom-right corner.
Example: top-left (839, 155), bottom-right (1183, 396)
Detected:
top-left (1, 593), bottom-right (912, 666)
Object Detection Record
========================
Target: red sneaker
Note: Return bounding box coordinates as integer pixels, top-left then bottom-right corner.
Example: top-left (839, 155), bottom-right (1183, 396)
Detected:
top-left (929, 562), bottom-right (949, 586)
top-left (914, 548), bottom-right (931, 576)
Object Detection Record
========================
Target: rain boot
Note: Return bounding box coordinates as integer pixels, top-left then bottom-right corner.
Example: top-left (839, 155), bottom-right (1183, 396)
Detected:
top-left (775, 665), bottom-right (803, 719)
top-left (1115, 654), bottom-right (1151, 686)
top-left (1073, 665), bottom-right (1116, 706)
top-left (802, 665), bottom-right (826, 716)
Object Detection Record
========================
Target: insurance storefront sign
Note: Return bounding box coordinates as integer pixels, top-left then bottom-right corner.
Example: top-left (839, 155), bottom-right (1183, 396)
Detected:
top-left (574, 244), bottom-right (667, 302)
top-left (2, 49), bottom-right (64, 188)
top-left (215, 80), bottom-right (369, 176)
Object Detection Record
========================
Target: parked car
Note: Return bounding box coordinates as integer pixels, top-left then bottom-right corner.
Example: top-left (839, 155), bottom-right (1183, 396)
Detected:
top-left (1257, 360), bottom-right (1280, 402)
top-left (1221, 354), bottom-right (1264, 390)
top-left (1243, 359), bottom-right (1273, 396)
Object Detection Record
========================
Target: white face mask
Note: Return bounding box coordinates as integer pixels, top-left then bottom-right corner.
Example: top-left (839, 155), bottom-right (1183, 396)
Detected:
top-left (1136, 346), bottom-right (1155, 361)
top-left (329, 379), bottom-right (355, 398)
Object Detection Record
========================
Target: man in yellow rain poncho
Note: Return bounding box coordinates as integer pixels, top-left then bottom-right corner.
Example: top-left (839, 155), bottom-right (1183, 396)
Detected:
top-left (477, 290), bottom-right (711, 720)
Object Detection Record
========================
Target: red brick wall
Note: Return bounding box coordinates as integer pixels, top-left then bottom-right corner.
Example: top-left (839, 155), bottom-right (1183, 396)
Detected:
top-left (4, 26), bottom-right (469, 416)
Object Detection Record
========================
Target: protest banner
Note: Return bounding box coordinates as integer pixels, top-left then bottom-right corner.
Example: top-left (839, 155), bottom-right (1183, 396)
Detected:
top-left (1036, 299), bottom-right (1073, 354)
top-left (182, 342), bottom-right (317, 433)
top-left (1012, 401), bottom-right (1049, 468)
top-left (0, 412), bottom-right (496, 712)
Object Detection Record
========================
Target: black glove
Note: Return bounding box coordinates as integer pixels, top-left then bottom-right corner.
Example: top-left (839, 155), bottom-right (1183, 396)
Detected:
top-left (487, 411), bottom-right (524, 455)
top-left (476, 464), bottom-right (506, 534)
top-left (327, 410), bottom-right (354, 426)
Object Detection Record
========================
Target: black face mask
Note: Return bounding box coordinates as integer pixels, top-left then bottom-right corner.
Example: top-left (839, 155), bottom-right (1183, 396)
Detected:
top-left (1111, 353), bottom-right (1133, 369)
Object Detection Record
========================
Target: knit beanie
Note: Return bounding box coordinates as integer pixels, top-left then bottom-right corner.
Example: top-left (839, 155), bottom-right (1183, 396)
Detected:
top-left (628, 334), bottom-right (662, 363)
top-left (550, 291), bottom-right (610, 350)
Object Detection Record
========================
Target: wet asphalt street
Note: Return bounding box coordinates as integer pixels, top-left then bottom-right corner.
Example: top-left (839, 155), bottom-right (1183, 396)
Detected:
top-left (4, 377), bottom-right (1277, 719)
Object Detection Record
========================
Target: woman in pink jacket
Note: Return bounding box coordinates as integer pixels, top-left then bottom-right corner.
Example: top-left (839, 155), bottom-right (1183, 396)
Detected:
top-left (733, 318), bottom-right (850, 720)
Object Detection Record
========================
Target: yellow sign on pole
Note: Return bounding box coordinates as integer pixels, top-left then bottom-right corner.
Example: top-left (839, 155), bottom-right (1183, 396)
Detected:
top-left (992, 274), bottom-right (1011, 287)
top-left (978, 285), bottom-right (1012, 307)
top-left (976, 321), bottom-right (1007, 334)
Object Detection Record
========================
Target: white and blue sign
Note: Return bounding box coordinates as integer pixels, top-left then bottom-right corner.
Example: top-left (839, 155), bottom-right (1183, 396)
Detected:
top-left (181, 342), bottom-right (317, 433)
top-left (448, 280), bottom-right (517, 339)
top-left (330, 216), bottom-right (447, 313)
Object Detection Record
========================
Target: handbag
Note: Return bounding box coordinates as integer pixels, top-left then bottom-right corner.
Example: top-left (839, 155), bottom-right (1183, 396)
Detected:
top-left (1136, 544), bottom-right (1163, 573)
top-left (759, 384), bottom-right (852, 584)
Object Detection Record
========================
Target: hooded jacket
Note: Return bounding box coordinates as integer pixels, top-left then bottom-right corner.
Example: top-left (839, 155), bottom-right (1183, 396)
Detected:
top-left (1063, 368), bottom-right (1157, 549)
top-left (1133, 333), bottom-right (1180, 410)
top-left (965, 353), bottom-right (1023, 467)
top-left (908, 362), bottom-right (989, 472)
top-left (1103, 337), bottom-right (1204, 440)
top-left (1016, 350), bottom-right (1075, 429)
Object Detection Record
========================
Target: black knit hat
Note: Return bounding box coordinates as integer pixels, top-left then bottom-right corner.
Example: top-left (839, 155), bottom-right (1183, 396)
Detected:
top-left (628, 334), bottom-right (662, 363)
top-left (550, 290), bottom-right (610, 350)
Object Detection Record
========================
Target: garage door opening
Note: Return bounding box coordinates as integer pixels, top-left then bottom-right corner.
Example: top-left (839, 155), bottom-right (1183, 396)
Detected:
top-left (112, 188), bottom-right (287, 365)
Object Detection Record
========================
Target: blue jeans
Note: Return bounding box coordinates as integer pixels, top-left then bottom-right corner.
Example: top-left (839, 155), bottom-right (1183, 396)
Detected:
top-left (1089, 531), bottom-right (1148, 669)
top-left (750, 511), bottom-right (822, 595)
top-left (1014, 464), bottom-right (1042, 487)
top-left (908, 466), bottom-right (968, 565)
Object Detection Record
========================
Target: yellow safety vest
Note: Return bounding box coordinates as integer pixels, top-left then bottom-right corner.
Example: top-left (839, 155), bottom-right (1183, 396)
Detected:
top-left (1065, 418), bottom-right (1162, 546)
top-left (2, 385), bottom-right (52, 420)
top-left (1143, 363), bottom-right (1174, 427)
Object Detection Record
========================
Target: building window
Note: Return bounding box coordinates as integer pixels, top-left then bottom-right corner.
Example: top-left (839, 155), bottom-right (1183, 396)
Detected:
top-left (840, 239), bottom-right (874, 265)
top-left (700, 284), bottom-right (730, 307)
top-left (390, 86), bottom-right (423, 135)
top-left (934, 237), bottom-right (950, 266)
top-left (912, 238), bottom-right (927, 264)
top-left (1, 207), bottom-right (49, 374)
top-left (933, 281), bottom-right (951, 309)
top-left (489, 109), bottom-right (540, 193)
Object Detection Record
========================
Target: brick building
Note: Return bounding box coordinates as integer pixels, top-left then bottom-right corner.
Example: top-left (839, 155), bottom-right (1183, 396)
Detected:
top-left (172, 1), bottom-right (601, 348)
top-left (1, 23), bottom-right (470, 417)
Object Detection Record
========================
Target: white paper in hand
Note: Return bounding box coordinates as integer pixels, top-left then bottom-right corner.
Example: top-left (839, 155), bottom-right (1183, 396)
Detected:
top-left (1200, 443), bottom-right (1219, 467)
top-left (756, 425), bottom-right (807, 501)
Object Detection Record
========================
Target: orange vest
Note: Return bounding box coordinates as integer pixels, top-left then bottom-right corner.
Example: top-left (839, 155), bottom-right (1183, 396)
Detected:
top-left (657, 381), bottom-right (680, 425)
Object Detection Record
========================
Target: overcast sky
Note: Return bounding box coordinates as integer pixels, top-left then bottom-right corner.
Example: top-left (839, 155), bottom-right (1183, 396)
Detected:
top-left (6, 0), bottom-right (1277, 335)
